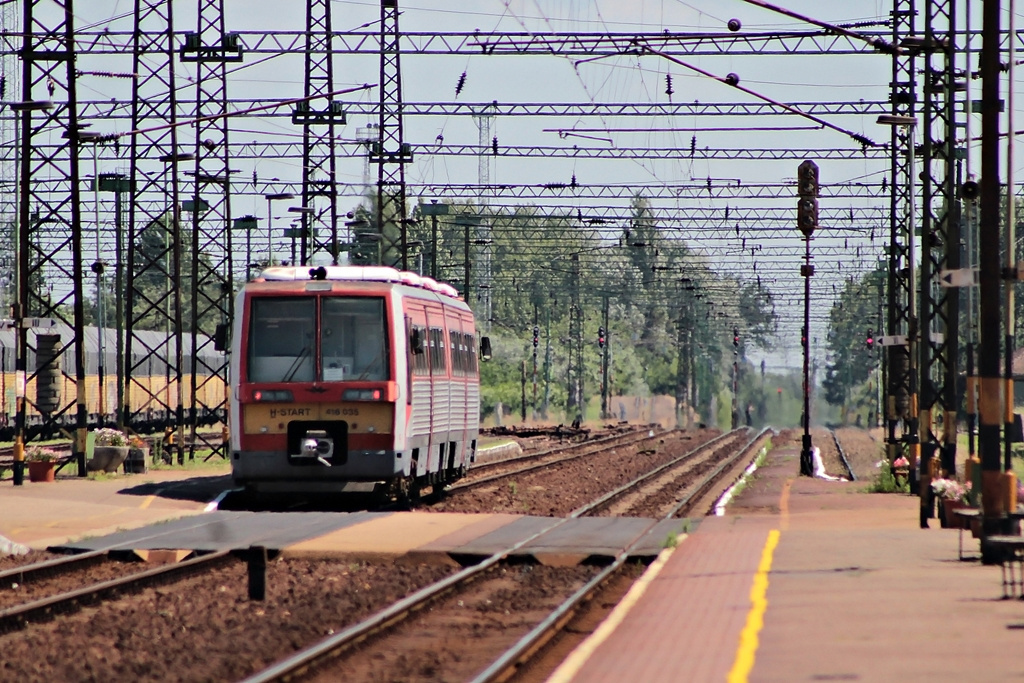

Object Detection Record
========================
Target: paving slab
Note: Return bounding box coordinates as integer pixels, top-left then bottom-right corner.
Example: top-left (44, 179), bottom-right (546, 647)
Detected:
top-left (548, 440), bottom-right (1024, 683)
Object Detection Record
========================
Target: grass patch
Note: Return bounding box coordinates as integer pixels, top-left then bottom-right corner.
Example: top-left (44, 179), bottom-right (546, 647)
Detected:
top-left (866, 460), bottom-right (908, 494)
top-left (148, 450), bottom-right (231, 472)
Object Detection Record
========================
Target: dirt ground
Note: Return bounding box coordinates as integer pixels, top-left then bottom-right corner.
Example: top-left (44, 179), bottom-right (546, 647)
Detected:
top-left (0, 558), bottom-right (455, 682)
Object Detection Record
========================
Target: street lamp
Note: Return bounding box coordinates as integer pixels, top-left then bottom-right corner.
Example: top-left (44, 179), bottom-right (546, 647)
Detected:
top-left (877, 114), bottom-right (921, 512)
top-left (263, 192), bottom-right (294, 267)
top-left (454, 214), bottom-right (483, 301)
top-left (287, 205), bottom-right (315, 265)
top-left (80, 131), bottom-right (109, 428)
top-left (233, 215), bottom-right (259, 280)
top-left (418, 200), bottom-right (449, 279)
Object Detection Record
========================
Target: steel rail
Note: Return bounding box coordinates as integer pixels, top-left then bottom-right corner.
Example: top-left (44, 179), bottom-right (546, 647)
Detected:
top-left (467, 425), bottom-right (651, 473)
top-left (470, 430), bottom-right (772, 682)
top-left (451, 428), bottom-right (667, 491)
top-left (566, 430), bottom-right (746, 518)
top-left (831, 429), bottom-right (857, 481)
top-left (239, 518), bottom-right (572, 683)
top-left (0, 548), bottom-right (109, 587)
top-left (0, 550), bottom-right (232, 634)
top-left (664, 428), bottom-right (772, 519)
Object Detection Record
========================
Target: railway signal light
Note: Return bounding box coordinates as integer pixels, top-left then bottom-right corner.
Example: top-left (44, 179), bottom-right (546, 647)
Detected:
top-left (733, 328), bottom-right (739, 348)
top-left (801, 326), bottom-right (808, 347)
top-left (797, 197), bottom-right (818, 237)
top-left (866, 329), bottom-right (874, 350)
top-left (532, 326), bottom-right (539, 348)
top-left (796, 160), bottom-right (820, 237)
top-left (598, 326), bottom-right (606, 349)
top-left (797, 160), bottom-right (819, 197)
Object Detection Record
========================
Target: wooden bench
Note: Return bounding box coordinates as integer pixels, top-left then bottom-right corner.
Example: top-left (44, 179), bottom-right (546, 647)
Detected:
top-left (985, 535), bottom-right (1024, 598)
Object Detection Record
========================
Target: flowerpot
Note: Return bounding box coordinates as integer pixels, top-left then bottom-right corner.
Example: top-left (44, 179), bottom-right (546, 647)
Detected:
top-left (27, 460), bottom-right (55, 483)
top-left (88, 446), bottom-right (129, 473)
top-left (124, 447), bottom-right (149, 474)
top-left (942, 499), bottom-right (967, 528)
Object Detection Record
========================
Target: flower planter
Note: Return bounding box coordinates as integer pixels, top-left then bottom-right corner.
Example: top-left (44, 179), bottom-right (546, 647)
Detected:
top-left (124, 447), bottom-right (150, 474)
top-left (942, 499), bottom-right (968, 528)
top-left (88, 446), bottom-right (129, 473)
top-left (27, 460), bottom-right (55, 483)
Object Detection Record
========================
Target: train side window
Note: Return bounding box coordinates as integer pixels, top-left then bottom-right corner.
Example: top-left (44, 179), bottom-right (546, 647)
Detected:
top-left (468, 335), bottom-right (478, 373)
top-left (429, 328), bottom-right (446, 372)
top-left (411, 326), bottom-right (429, 375)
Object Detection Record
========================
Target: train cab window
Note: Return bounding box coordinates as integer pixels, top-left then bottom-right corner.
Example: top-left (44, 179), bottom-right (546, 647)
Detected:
top-left (248, 297), bottom-right (315, 382)
top-left (321, 297), bottom-right (388, 382)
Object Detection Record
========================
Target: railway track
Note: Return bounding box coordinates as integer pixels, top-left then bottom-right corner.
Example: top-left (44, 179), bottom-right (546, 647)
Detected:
top-left (0, 550), bottom-right (232, 634)
top-left (452, 426), bottom-right (665, 491)
top-left (239, 427), bottom-right (767, 682)
top-left (569, 428), bottom-right (759, 519)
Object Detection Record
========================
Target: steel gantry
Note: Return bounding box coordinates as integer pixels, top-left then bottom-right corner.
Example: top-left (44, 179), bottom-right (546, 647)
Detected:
top-left (14, 0), bottom-right (89, 478)
top-left (916, 0), bottom-right (961, 525)
top-left (126, 0), bottom-right (185, 449)
top-left (181, 0), bottom-right (235, 460)
top-left (885, 0), bottom-right (917, 488)
top-left (296, 0), bottom-right (344, 266)
top-left (372, 0), bottom-right (411, 269)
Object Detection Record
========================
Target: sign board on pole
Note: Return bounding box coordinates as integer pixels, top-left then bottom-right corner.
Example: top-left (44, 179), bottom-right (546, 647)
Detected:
top-left (939, 268), bottom-right (978, 288)
top-left (878, 334), bottom-right (908, 347)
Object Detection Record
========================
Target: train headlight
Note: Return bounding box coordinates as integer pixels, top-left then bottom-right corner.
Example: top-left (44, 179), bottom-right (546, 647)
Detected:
top-left (252, 389), bottom-right (294, 402)
top-left (342, 388), bottom-right (383, 401)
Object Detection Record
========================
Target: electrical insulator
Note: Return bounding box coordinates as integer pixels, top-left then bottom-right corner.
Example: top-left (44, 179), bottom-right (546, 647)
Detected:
top-left (532, 326), bottom-right (540, 348)
top-left (598, 326), bottom-right (606, 349)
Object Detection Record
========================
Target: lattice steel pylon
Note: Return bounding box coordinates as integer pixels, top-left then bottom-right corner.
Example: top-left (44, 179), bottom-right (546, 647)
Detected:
top-left (296, 0), bottom-right (344, 266)
top-left (180, 0), bottom-right (236, 459)
top-left (917, 0), bottom-right (961, 525)
top-left (567, 253), bottom-right (584, 419)
top-left (0, 2), bottom-right (16, 311)
top-left (15, 0), bottom-right (89, 477)
top-left (127, 0), bottom-right (184, 444)
top-left (372, 0), bottom-right (412, 269)
top-left (885, 0), bottom-right (916, 473)
top-left (473, 104), bottom-right (496, 330)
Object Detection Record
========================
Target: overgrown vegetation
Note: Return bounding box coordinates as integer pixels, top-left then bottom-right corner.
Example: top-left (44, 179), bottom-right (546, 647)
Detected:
top-left (400, 196), bottom-right (783, 423)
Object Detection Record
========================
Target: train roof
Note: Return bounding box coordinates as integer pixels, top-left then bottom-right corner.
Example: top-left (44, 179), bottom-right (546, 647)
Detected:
top-left (255, 266), bottom-right (464, 301)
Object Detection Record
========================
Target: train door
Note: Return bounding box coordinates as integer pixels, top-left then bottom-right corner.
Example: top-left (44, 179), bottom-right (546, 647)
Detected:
top-left (404, 302), bottom-right (430, 477)
top-left (444, 310), bottom-right (465, 469)
top-left (424, 304), bottom-right (447, 475)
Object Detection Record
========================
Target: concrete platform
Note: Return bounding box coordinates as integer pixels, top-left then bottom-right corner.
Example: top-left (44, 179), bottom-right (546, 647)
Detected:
top-left (0, 467), bottom-right (233, 550)
top-left (546, 446), bottom-right (1024, 683)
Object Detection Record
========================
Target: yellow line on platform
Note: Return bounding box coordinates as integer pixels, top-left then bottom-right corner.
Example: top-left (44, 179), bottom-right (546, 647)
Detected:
top-left (726, 528), bottom-right (780, 683)
top-left (138, 495), bottom-right (156, 510)
top-left (545, 545), bottom-right (677, 683)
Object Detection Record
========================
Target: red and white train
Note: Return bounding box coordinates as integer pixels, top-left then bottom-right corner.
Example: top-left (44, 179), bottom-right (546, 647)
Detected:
top-left (228, 265), bottom-right (488, 498)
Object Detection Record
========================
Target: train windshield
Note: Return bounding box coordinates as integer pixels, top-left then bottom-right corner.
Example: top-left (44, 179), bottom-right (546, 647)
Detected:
top-left (248, 297), bottom-right (316, 382)
top-left (321, 297), bottom-right (388, 382)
